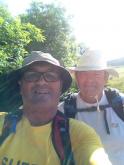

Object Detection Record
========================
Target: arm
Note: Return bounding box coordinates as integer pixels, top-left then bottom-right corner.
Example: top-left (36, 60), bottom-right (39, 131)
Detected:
top-left (69, 119), bottom-right (112, 165)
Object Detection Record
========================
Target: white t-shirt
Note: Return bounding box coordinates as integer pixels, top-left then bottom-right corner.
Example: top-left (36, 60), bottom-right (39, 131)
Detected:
top-left (58, 91), bottom-right (124, 165)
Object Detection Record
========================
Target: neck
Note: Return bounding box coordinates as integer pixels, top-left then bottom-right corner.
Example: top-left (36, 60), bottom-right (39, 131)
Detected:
top-left (23, 104), bottom-right (57, 126)
top-left (79, 92), bottom-right (103, 104)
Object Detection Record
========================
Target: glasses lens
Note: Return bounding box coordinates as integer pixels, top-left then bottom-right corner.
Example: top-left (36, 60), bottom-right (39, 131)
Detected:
top-left (44, 72), bottom-right (60, 82)
top-left (23, 72), bottom-right (40, 82)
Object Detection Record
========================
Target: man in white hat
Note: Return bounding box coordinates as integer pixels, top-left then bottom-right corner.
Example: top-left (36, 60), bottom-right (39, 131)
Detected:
top-left (0, 51), bottom-right (111, 165)
top-left (58, 48), bottom-right (124, 165)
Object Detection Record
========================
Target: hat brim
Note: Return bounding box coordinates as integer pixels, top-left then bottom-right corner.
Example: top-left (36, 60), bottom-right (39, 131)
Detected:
top-left (0, 62), bottom-right (72, 112)
top-left (22, 59), bottom-right (72, 93)
top-left (68, 67), bottom-right (119, 77)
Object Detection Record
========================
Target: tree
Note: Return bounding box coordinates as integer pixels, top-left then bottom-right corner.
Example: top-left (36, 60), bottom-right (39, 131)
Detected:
top-left (0, 5), bottom-right (45, 73)
top-left (20, 1), bottom-right (77, 65)
top-left (0, 5), bottom-right (12, 20)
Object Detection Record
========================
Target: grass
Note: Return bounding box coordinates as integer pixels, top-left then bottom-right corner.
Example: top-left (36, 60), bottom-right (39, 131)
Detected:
top-left (107, 66), bottom-right (124, 92)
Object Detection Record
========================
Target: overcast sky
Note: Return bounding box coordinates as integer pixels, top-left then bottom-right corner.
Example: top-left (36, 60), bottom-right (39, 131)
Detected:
top-left (1, 0), bottom-right (124, 60)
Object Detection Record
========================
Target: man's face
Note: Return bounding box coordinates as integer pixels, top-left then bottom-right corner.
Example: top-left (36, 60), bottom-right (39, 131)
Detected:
top-left (19, 62), bottom-right (62, 107)
top-left (75, 70), bottom-right (108, 101)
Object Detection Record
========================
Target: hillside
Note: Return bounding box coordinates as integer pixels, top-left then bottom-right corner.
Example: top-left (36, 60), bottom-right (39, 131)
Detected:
top-left (108, 57), bottom-right (124, 66)
top-left (107, 65), bottom-right (124, 92)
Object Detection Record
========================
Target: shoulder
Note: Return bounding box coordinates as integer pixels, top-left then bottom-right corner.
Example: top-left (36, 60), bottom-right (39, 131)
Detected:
top-left (69, 118), bottom-right (102, 146)
top-left (69, 119), bottom-right (111, 165)
top-left (60, 93), bottom-right (78, 103)
top-left (0, 112), bottom-right (7, 133)
top-left (58, 93), bottom-right (78, 111)
top-left (119, 92), bottom-right (124, 101)
top-left (105, 87), bottom-right (122, 95)
top-left (0, 112), bottom-right (7, 122)
top-left (105, 87), bottom-right (124, 101)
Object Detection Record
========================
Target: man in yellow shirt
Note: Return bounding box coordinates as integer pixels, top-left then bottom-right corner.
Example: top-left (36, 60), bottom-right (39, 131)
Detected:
top-left (0, 51), bottom-right (111, 165)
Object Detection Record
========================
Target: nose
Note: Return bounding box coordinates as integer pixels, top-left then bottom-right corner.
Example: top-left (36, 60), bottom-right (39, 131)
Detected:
top-left (36, 75), bottom-right (47, 84)
top-left (85, 76), bottom-right (96, 86)
top-left (87, 77), bottom-right (94, 82)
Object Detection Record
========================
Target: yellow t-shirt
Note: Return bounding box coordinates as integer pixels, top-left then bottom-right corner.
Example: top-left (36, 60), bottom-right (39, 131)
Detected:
top-left (0, 115), bottom-right (105, 165)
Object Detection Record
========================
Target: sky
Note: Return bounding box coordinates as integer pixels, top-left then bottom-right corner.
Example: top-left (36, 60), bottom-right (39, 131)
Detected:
top-left (1, 0), bottom-right (124, 61)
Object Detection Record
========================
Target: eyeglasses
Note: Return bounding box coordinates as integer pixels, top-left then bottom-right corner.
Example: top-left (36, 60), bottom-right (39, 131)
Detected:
top-left (23, 71), bottom-right (60, 82)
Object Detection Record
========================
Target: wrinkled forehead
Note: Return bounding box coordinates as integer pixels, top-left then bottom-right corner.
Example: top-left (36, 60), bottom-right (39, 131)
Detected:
top-left (74, 70), bottom-right (108, 79)
top-left (75, 70), bottom-right (106, 75)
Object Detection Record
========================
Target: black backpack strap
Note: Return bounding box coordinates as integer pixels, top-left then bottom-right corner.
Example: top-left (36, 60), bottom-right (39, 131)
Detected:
top-left (0, 110), bottom-right (23, 145)
top-left (52, 111), bottom-right (75, 165)
top-left (64, 93), bottom-right (77, 118)
top-left (105, 87), bottom-right (124, 121)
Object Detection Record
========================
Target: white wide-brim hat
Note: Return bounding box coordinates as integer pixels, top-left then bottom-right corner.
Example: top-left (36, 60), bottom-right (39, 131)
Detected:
top-left (68, 49), bottom-right (119, 77)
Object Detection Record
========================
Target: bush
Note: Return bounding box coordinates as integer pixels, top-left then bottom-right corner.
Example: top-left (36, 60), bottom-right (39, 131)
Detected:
top-left (107, 76), bottom-right (124, 92)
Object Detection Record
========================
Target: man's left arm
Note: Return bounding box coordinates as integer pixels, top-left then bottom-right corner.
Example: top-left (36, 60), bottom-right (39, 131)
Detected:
top-left (69, 119), bottom-right (112, 165)
top-left (89, 148), bottom-right (112, 165)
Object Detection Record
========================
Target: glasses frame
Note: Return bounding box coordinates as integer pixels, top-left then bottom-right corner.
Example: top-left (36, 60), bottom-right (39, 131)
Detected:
top-left (22, 71), bottom-right (61, 82)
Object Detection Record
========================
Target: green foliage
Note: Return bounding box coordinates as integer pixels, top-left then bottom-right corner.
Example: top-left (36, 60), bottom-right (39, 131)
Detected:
top-left (20, 1), bottom-right (77, 65)
top-left (0, 5), bottom-right (12, 20)
top-left (0, 6), bottom-right (45, 73)
top-left (107, 77), bottom-right (124, 92)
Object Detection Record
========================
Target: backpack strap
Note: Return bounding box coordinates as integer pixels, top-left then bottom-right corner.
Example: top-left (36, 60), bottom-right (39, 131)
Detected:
top-left (0, 110), bottom-right (75, 165)
top-left (105, 87), bottom-right (124, 121)
top-left (63, 88), bottom-right (124, 121)
top-left (64, 93), bottom-right (77, 118)
top-left (0, 110), bottom-right (23, 145)
top-left (52, 111), bottom-right (75, 165)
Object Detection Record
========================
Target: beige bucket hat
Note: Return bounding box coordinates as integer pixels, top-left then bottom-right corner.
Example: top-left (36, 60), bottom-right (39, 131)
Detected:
top-left (22, 51), bottom-right (72, 93)
top-left (0, 51), bottom-right (72, 112)
top-left (68, 49), bottom-right (119, 77)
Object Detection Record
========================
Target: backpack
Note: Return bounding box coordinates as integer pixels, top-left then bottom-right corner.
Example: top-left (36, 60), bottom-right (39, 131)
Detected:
top-left (63, 87), bottom-right (124, 134)
top-left (0, 110), bottom-right (75, 165)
